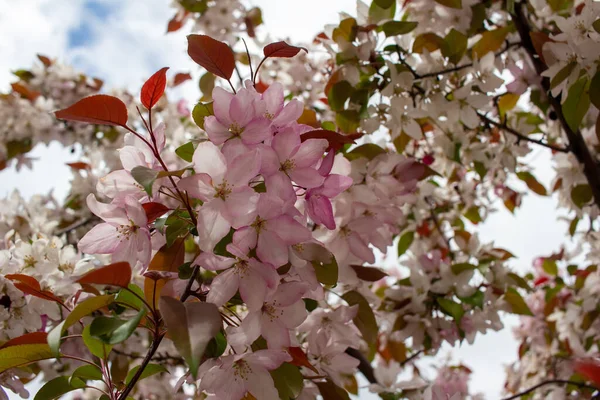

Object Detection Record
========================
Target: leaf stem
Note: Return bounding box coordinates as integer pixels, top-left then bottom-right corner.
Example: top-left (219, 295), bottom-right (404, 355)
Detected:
top-left (501, 379), bottom-right (598, 400)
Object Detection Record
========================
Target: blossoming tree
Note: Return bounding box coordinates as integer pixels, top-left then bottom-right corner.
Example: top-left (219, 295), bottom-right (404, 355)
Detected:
top-left (1, 0), bottom-right (600, 399)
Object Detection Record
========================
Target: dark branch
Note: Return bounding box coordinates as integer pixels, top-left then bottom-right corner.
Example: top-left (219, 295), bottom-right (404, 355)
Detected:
top-left (501, 379), bottom-right (598, 400)
top-left (478, 112), bottom-right (570, 153)
top-left (512, 1), bottom-right (600, 209)
top-left (345, 347), bottom-right (377, 384)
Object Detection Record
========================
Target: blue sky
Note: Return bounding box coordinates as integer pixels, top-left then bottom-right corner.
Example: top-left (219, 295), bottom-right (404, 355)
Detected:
top-left (0, 1), bottom-right (571, 398)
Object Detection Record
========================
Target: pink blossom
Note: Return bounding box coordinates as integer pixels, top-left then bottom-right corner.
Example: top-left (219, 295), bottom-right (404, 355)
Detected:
top-left (200, 349), bottom-right (291, 400)
top-left (178, 141), bottom-right (260, 251)
top-left (78, 194), bottom-right (151, 270)
top-left (196, 244), bottom-right (279, 310)
top-left (261, 82), bottom-right (304, 132)
top-left (306, 174), bottom-right (353, 230)
top-left (228, 282), bottom-right (308, 349)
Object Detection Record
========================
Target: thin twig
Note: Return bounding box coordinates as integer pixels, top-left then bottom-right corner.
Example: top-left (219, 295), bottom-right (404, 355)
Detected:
top-left (501, 379), bottom-right (598, 400)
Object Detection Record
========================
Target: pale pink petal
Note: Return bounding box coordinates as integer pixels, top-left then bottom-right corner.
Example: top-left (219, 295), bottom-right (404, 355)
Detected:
top-left (257, 230), bottom-right (288, 267)
top-left (204, 116), bottom-right (232, 145)
top-left (272, 282), bottom-right (307, 307)
top-left (229, 89), bottom-right (255, 126)
top-left (221, 137), bottom-right (251, 161)
top-left (261, 316), bottom-right (290, 349)
top-left (192, 141), bottom-right (227, 180)
top-left (403, 118), bottom-right (422, 139)
top-left (307, 194), bottom-right (335, 229)
top-left (318, 150), bottom-right (335, 176)
top-left (124, 196), bottom-right (147, 227)
top-left (262, 82), bottom-right (284, 117)
top-left (266, 215), bottom-right (311, 245)
top-left (246, 367), bottom-right (281, 400)
top-left (225, 150), bottom-right (261, 187)
top-left (250, 260), bottom-right (280, 288)
top-left (257, 193), bottom-right (285, 221)
top-left (233, 226), bottom-right (258, 253)
top-left (271, 128), bottom-right (300, 160)
top-left (241, 118), bottom-right (272, 144)
top-left (97, 170), bottom-right (144, 199)
top-left (194, 252), bottom-right (236, 271)
top-left (293, 139), bottom-right (328, 168)
top-left (239, 270), bottom-right (268, 311)
top-left (119, 147), bottom-right (147, 171)
top-left (257, 145), bottom-right (280, 176)
top-left (153, 122), bottom-right (166, 153)
top-left (212, 86), bottom-right (234, 125)
top-left (319, 175), bottom-right (353, 197)
top-left (246, 349), bottom-right (291, 370)
top-left (229, 311), bottom-right (261, 347)
top-left (178, 174), bottom-right (215, 201)
top-left (348, 233), bottom-right (375, 264)
top-left (224, 189), bottom-right (259, 228)
top-left (197, 200), bottom-right (231, 251)
top-left (288, 167), bottom-right (325, 188)
top-left (264, 172), bottom-right (296, 208)
top-left (279, 301), bottom-right (308, 329)
top-left (78, 223), bottom-right (119, 254)
top-left (86, 194), bottom-right (127, 224)
top-left (272, 99), bottom-right (303, 127)
top-left (206, 269), bottom-right (239, 306)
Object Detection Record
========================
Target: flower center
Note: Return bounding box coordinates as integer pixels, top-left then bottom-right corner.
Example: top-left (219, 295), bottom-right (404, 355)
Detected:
top-left (23, 255), bottom-right (37, 269)
top-left (229, 122), bottom-right (244, 137)
top-left (233, 360), bottom-right (251, 380)
top-left (116, 221), bottom-right (139, 240)
top-left (251, 216), bottom-right (266, 233)
top-left (280, 159), bottom-right (295, 173)
top-left (213, 180), bottom-right (232, 200)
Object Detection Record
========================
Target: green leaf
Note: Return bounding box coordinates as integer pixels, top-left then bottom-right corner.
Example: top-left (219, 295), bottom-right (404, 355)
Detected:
top-left (472, 26), bottom-right (510, 58)
top-left (374, 0), bottom-right (395, 7)
top-left (175, 141), bottom-right (195, 163)
top-left (328, 81), bottom-right (354, 112)
top-left (571, 184), bottom-right (593, 209)
top-left (90, 309), bottom-right (145, 345)
top-left (71, 365), bottom-right (103, 382)
top-left (311, 255), bottom-right (339, 287)
top-left (335, 110), bottom-right (360, 133)
top-left (412, 33), bottom-right (445, 54)
top-left (563, 77), bottom-right (591, 132)
top-left (342, 291), bottom-right (378, 343)
top-left (505, 287), bottom-right (533, 316)
top-left (516, 171), bottom-right (547, 196)
top-left (507, 273), bottom-right (532, 291)
top-left (458, 290), bottom-right (485, 309)
top-left (397, 231), bottom-right (414, 257)
top-left (442, 29), bottom-right (468, 64)
top-left (542, 259), bottom-right (558, 276)
top-left (34, 376), bottom-right (84, 400)
top-left (593, 18), bottom-right (600, 34)
top-left (158, 297), bottom-right (221, 379)
top-left (125, 363), bottom-right (169, 385)
top-left (82, 324), bottom-right (112, 359)
top-left (316, 379), bottom-right (351, 400)
top-left (464, 206), bottom-right (482, 224)
top-left (550, 62), bottom-right (576, 89)
top-left (192, 102), bottom-right (214, 130)
top-left (436, 298), bottom-right (465, 322)
top-left (547, 0), bottom-right (574, 12)
top-left (205, 331), bottom-right (227, 358)
top-left (131, 166), bottom-right (159, 196)
top-left (346, 143), bottom-right (386, 160)
top-left (0, 344), bottom-right (54, 373)
top-left (199, 72), bottom-right (215, 101)
top-left (47, 294), bottom-right (115, 356)
top-left (451, 263), bottom-right (477, 275)
top-left (381, 21), bottom-right (418, 37)
top-left (435, 0), bottom-right (462, 8)
top-left (271, 362), bottom-right (304, 399)
top-left (498, 93), bottom-right (520, 120)
top-left (115, 284), bottom-right (145, 311)
top-left (368, 0), bottom-right (396, 23)
top-left (569, 217), bottom-right (579, 236)
top-left (589, 71), bottom-right (600, 110)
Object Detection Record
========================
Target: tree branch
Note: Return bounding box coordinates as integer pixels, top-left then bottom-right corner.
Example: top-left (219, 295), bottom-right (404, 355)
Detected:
top-left (511, 1), bottom-right (600, 209)
top-left (478, 112), bottom-right (570, 153)
top-left (501, 379), bottom-right (598, 400)
top-left (345, 347), bottom-right (378, 384)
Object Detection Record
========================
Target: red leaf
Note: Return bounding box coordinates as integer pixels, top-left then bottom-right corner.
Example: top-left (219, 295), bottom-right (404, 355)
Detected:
top-left (141, 67), bottom-right (169, 110)
top-left (54, 94), bottom-right (128, 127)
top-left (5, 274), bottom-right (64, 304)
top-left (143, 202), bottom-right (170, 223)
top-left (173, 72), bottom-right (192, 87)
top-left (263, 41), bottom-right (307, 59)
top-left (529, 32), bottom-right (554, 66)
top-left (11, 83), bottom-right (41, 102)
top-left (76, 262), bottom-right (132, 288)
top-left (574, 358), bottom-right (600, 387)
top-left (0, 332), bottom-right (48, 349)
top-left (350, 265), bottom-right (388, 282)
top-left (66, 162), bottom-right (91, 171)
top-left (187, 35), bottom-right (235, 80)
top-left (254, 80), bottom-right (269, 94)
top-left (37, 54), bottom-right (53, 68)
top-left (288, 347), bottom-right (319, 373)
top-left (167, 11), bottom-right (188, 33)
top-left (300, 129), bottom-right (360, 152)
